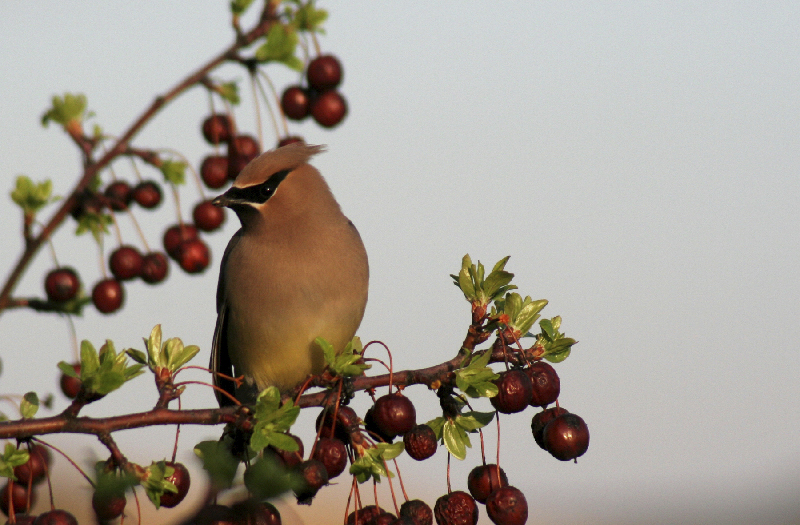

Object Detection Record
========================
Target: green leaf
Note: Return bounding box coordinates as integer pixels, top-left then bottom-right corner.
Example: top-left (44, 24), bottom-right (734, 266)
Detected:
top-left (426, 416), bottom-right (446, 440)
top-left (0, 443), bottom-right (29, 479)
top-left (194, 440), bottom-right (239, 490)
top-left (20, 392), bottom-right (39, 419)
top-left (58, 361), bottom-right (79, 378)
top-left (255, 24), bottom-right (302, 71)
top-left (218, 82), bottom-right (240, 105)
top-left (125, 349), bottom-right (147, 365)
top-left (230, 0), bottom-right (255, 15)
top-left (160, 159), bottom-right (187, 186)
top-left (41, 93), bottom-right (87, 127)
top-left (250, 387), bottom-right (301, 452)
top-left (319, 336), bottom-right (370, 379)
top-left (442, 420), bottom-right (467, 460)
top-left (292, 2), bottom-right (328, 33)
top-left (10, 176), bottom-right (58, 215)
top-left (243, 453), bottom-right (300, 500)
top-left (455, 411), bottom-right (495, 432)
top-left (74, 211), bottom-right (111, 245)
top-left (349, 442), bottom-right (404, 483)
top-left (140, 460), bottom-right (177, 509)
top-left (455, 351), bottom-right (499, 399)
top-left (78, 339), bottom-right (144, 396)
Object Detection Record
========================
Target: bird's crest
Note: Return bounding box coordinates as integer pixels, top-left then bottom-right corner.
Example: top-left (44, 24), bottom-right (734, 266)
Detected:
top-left (234, 143), bottom-right (326, 187)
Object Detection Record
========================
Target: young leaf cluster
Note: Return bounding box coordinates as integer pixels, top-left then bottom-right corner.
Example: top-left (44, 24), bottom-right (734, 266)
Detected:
top-left (58, 340), bottom-right (144, 396)
top-left (159, 159), bottom-right (187, 186)
top-left (10, 176), bottom-right (59, 216)
top-left (451, 255), bottom-right (517, 308)
top-left (127, 325), bottom-right (200, 375)
top-left (319, 336), bottom-right (370, 379)
top-left (40, 93), bottom-right (88, 128)
top-left (454, 351), bottom-right (499, 399)
top-left (250, 386), bottom-right (301, 453)
top-left (427, 409), bottom-right (495, 461)
top-left (494, 293), bottom-right (548, 336)
top-left (537, 316), bottom-right (577, 363)
top-left (0, 443), bottom-right (29, 480)
top-left (349, 441), bottom-right (404, 483)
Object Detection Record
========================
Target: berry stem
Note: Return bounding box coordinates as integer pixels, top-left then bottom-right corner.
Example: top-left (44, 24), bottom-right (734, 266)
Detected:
top-left (65, 314), bottom-right (79, 362)
top-left (248, 71), bottom-right (265, 149)
top-left (392, 458), bottom-right (410, 501)
top-left (256, 69), bottom-right (286, 139)
top-left (496, 411), bottom-right (501, 467)
top-left (159, 148), bottom-right (206, 201)
top-left (171, 397), bottom-right (182, 463)
top-left (446, 453), bottom-right (452, 493)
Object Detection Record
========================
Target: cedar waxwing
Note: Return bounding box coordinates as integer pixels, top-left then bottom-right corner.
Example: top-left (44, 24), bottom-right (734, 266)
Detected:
top-left (210, 143), bottom-right (369, 406)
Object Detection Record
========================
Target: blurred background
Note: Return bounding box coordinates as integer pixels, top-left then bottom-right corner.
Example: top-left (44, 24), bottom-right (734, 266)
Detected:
top-left (1, 2), bottom-right (798, 524)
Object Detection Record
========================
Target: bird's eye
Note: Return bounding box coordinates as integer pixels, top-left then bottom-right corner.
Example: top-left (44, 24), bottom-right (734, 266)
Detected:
top-left (259, 185), bottom-right (274, 199)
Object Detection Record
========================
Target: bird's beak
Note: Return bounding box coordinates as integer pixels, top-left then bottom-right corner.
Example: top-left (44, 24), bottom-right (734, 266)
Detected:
top-left (211, 193), bottom-right (230, 208)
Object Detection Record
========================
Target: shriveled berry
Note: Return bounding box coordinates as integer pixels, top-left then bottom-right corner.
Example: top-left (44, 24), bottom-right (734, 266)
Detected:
top-left (307, 55), bottom-right (343, 91)
top-left (399, 499), bottom-right (433, 525)
top-left (371, 393), bottom-right (416, 439)
top-left (311, 437), bottom-right (348, 479)
top-left (163, 224), bottom-right (199, 259)
top-left (490, 370), bottom-right (533, 414)
top-left (268, 433), bottom-right (304, 468)
top-left (109, 245), bottom-right (143, 281)
top-left (159, 461), bottom-right (190, 508)
top-left (92, 278), bottom-right (124, 314)
top-left (367, 511), bottom-right (396, 525)
top-left (200, 155), bottom-right (229, 189)
top-left (531, 407), bottom-right (569, 450)
top-left (485, 486), bottom-right (527, 525)
top-left (202, 114), bottom-right (233, 145)
top-left (132, 180), bottom-right (162, 209)
top-left (467, 464), bottom-right (508, 504)
top-left (193, 200), bottom-right (226, 232)
top-left (311, 90), bottom-right (347, 128)
top-left (433, 491), bottom-right (478, 525)
top-left (403, 424), bottom-right (437, 461)
top-left (346, 505), bottom-right (384, 525)
top-left (281, 85), bottom-right (311, 120)
top-left (294, 459), bottom-right (328, 504)
top-left (526, 361), bottom-right (560, 408)
top-left (543, 413), bottom-right (589, 461)
top-left (44, 268), bottom-right (80, 302)
top-left (140, 252), bottom-right (169, 284)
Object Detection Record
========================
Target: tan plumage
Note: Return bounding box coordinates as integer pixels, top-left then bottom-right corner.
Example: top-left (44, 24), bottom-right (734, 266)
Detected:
top-left (210, 143), bottom-right (368, 405)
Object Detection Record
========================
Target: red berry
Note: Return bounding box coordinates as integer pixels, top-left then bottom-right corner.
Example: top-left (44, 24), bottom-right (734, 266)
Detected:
top-left (193, 200), bottom-right (226, 232)
top-left (307, 54), bottom-right (343, 91)
top-left (5, 513), bottom-right (37, 525)
top-left (109, 245), bottom-right (143, 281)
top-left (277, 136), bottom-right (305, 148)
top-left (44, 268), bottom-right (80, 302)
top-left (104, 181), bottom-right (133, 211)
top-left (200, 155), bottom-right (229, 189)
top-left (467, 464), bottom-right (508, 504)
top-left (227, 135), bottom-right (260, 180)
top-left (0, 482), bottom-right (35, 516)
top-left (31, 509), bottom-right (78, 525)
top-left (543, 413), bottom-right (589, 461)
top-left (346, 505), bottom-right (385, 525)
top-left (230, 499), bottom-right (281, 525)
top-left (433, 491), bottom-right (478, 525)
top-left (268, 433), bottom-right (304, 468)
top-left (485, 486), bottom-right (528, 525)
top-left (14, 445), bottom-right (49, 486)
top-left (311, 90), bottom-right (347, 128)
top-left (311, 437), bottom-right (348, 479)
top-left (526, 361), bottom-right (560, 408)
top-left (403, 424), bottom-right (437, 461)
top-left (92, 489), bottom-right (126, 521)
top-left (163, 224), bottom-right (199, 260)
top-left (132, 180), bottom-right (162, 209)
top-left (490, 370), bottom-right (533, 414)
top-left (159, 462), bottom-right (190, 508)
top-left (316, 405), bottom-right (360, 443)
top-left (70, 189), bottom-right (105, 220)
top-left (59, 363), bottom-right (82, 399)
top-left (294, 459), bottom-right (328, 504)
top-left (140, 252), bottom-right (169, 284)
top-left (371, 393), bottom-right (416, 439)
top-left (177, 238), bottom-right (210, 274)
top-left (281, 85), bottom-right (311, 120)
top-left (202, 114), bottom-right (233, 145)
top-left (531, 406), bottom-right (569, 450)
top-left (399, 499), bottom-right (433, 525)
top-left (91, 279), bottom-right (124, 314)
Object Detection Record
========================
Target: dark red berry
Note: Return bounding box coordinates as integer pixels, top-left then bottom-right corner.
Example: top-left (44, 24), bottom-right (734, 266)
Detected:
top-left (163, 224), bottom-right (199, 259)
top-left (268, 433), bottom-right (304, 468)
top-left (5, 513), bottom-right (37, 525)
top-left (14, 445), bottom-right (49, 486)
top-left (294, 459), bottom-right (328, 504)
top-left (316, 405), bottom-right (360, 443)
top-left (277, 136), bottom-right (305, 148)
top-left (307, 55), bottom-right (343, 91)
top-left (346, 505), bottom-right (385, 525)
top-left (526, 361), bottom-right (560, 408)
top-left (311, 90), bottom-right (347, 128)
top-left (140, 252), bottom-right (169, 284)
top-left (490, 370), bottom-right (533, 414)
top-left (403, 424), bottom-right (437, 461)
top-left (70, 189), bottom-right (105, 220)
top-left (467, 464), bottom-right (508, 504)
top-left (44, 268), bottom-right (80, 302)
top-left (227, 135), bottom-right (260, 180)
top-left (159, 461), bottom-right (190, 508)
top-left (543, 413), bottom-right (589, 461)
top-left (109, 245), bottom-right (143, 281)
top-left (59, 363), bottom-right (81, 399)
top-left (371, 393), bottom-right (416, 439)
top-left (177, 238), bottom-right (210, 274)
top-left (104, 181), bottom-right (133, 211)
top-left (311, 437), bottom-right (348, 479)
top-left (92, 278), bottom-right (124, 314)
top-left (1, 483), bottom-right (34, 516)
top-left (200, 155), bottom-right (230, 189)
top-left (193, 200), bottom-right (226, 232)
top-left (399, 499), bottom-right (433, 525)
top-left (531, 407), bottom-right (569, 450)
top-left (186, 504), bottom-right (235, 525)
top-left (281, 85), bottom-right (311, 120)
top-left (364, 406), bottom-right (393, 442)
top-left (433, 491), bottom-right (478, 525)
top-left (485, 486), bottom-right (527, 525)
top-left (202, 114), bottom-right (233, 145)
top-left (367, 512), bottom-right (396, 525)
top-left (92, 489), bottom-right (126, 521)
top-left (230, 499), bottom-right (281, 525)
top-left (32, 509), bottom-right (78, 525)
top-left (132, 180), bottom-right (162, 209)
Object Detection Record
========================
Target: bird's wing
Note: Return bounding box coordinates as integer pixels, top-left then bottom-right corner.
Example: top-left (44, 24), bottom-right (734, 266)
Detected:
top-left (210, 229), bottom-right (243, 407)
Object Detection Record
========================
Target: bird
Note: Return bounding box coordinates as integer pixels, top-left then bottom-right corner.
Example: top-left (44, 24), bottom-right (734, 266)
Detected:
top-left (210, 143), bottom-right (369, 406)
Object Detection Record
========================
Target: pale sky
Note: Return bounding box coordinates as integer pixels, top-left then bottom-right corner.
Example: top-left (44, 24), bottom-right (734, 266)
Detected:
top-left (1, 2), bottom-right (798, 524)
